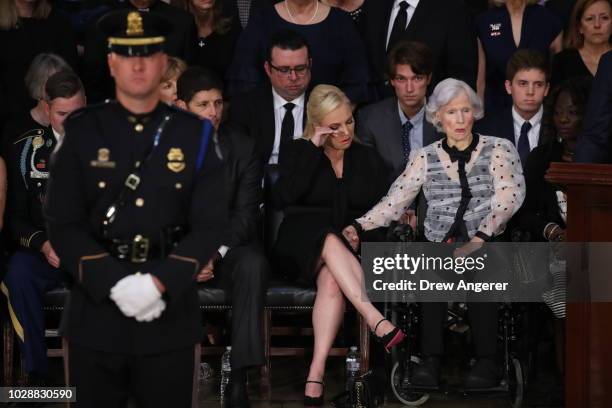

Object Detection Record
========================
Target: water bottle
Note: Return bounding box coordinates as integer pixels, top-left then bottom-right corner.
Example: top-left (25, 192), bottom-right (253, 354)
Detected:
top-left (220, 346), bottom-right (232, 402)
top-left (345, 346), bottom-right (360, 392)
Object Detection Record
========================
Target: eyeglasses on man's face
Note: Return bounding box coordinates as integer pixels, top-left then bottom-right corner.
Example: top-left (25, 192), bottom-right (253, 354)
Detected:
top-left (269, 63), bottom-right (310, 77)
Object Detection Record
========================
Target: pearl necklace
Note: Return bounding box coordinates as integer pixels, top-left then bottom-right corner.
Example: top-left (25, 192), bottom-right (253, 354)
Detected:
top-left (285, 0), bottom-right (319, 25)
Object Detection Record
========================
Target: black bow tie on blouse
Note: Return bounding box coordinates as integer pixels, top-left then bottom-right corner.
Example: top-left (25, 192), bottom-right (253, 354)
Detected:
top-left (442, 133), bottom-right (479, 163)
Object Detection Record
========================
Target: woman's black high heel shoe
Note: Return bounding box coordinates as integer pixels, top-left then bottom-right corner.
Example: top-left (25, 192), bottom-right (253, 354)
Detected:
top-left (373, 318), bottom-right (406, 353)
top-left (303, 380), bottom-right (325, 406)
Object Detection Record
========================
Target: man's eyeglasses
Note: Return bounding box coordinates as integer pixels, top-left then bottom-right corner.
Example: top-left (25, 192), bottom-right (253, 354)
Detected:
top-left (269, 63), bottom-right (310, 77)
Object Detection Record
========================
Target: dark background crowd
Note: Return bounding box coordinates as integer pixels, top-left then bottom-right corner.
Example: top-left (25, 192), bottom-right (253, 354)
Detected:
top-left (0, 0), bottom-right (611, 405)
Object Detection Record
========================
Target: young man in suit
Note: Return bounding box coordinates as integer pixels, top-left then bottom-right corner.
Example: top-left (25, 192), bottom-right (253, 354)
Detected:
top-left (475, 49), bottom-right (550, 168)
top-left (361, 0), bottom-right (477, 98)
top-left (575, 50), bottom-right (612, 164)
top-left (228, 29), bottom-right (311, 165)
top-left (177, 67), bottom-right (269, 408)
top-left (357, 40), bottom-right (442, 182)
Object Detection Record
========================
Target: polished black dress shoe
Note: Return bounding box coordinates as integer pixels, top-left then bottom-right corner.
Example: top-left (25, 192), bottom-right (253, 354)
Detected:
top-left (226, 378), bottom-right (250, 408)
top-left (464, 357), bottom-right (501, 389)
top-left (411, 355), bottom-right (441, 387)
top-left (303, 380), bottom-right (324, 406)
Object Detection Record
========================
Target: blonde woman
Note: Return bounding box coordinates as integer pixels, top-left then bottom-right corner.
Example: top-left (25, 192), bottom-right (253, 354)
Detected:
top-left (0, 0), bottom-right (77, 121)
top-left (272, 84), bottom-right (406, 405)
top-left (159, 56), bottom-right (188, 104)
top-left (475, 0), bottom-right (563, 112)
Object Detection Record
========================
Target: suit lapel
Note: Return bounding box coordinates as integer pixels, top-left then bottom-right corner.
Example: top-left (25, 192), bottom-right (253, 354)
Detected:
top-left (385, 98), bottom-right (405, 169)
top-left (405, 0), bottom-right (433, 39)
top-left (423, 120), bottom-right (441, 147)
top-left (503, 108), bottom-right (516, 145)
top-left (260, 86), bottom-right (276, 161)
top-left (380, 0), bottom-right (396, 52)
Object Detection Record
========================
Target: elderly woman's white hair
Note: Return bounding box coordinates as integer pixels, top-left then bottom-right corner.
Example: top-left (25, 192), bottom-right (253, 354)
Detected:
top-left (425, 78), bottom-right (484, 132)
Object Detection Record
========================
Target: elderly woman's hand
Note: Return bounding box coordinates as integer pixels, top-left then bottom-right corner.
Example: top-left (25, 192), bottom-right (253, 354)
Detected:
top-left (310, 126), bottom-right (336, 147)
top-left (342, 225), bottom-right (360, 252)
top-left (453, 236), bottom-right (484, 258)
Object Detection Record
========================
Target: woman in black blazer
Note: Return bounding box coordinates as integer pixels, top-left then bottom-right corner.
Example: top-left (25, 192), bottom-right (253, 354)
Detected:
top-left (273, 84), bottom-right (405, 405)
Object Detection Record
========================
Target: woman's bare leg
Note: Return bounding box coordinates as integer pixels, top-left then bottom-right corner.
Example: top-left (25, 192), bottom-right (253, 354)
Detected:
top-left (319, 233), bottom-right (395, 335)
top-left (305, 266), bottom-right (345, 397)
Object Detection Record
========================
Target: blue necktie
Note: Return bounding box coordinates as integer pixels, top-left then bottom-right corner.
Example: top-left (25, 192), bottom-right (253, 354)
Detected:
top-left (517, 121), bottom-right (532, 165)
top-left (401, 120), bottom-right (413, 164)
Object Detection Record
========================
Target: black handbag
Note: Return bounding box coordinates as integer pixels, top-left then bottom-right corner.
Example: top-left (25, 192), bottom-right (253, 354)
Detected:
top-left (330, 371), bottom-right (383, 408)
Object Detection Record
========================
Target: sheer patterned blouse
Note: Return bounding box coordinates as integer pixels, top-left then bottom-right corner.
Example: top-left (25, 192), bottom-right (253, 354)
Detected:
top-left (356, 134), bottom-right (526, 242)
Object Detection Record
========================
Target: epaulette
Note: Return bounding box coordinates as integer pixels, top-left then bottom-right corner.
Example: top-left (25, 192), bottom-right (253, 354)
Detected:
top-left (12, 128), bottom-right (47, 145)
top-left (66, 99), bottom-right (113, 121)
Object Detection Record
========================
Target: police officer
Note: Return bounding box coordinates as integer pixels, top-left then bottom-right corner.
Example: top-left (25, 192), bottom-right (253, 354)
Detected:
top-left (1, 69), bottom-right (86, 381)
top-left (45, 10), bottom-right (226, 407)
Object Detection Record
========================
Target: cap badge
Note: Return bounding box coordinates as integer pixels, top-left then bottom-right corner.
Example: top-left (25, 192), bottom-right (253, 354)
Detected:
top-left (126, 11), bottom-right (144, 36)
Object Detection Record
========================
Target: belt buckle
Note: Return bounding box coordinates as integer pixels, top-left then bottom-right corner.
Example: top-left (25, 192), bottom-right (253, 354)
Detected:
top-left (125, 174), bottom-right (140, 190)
top-left (131, 235), bottom-right (149, 263)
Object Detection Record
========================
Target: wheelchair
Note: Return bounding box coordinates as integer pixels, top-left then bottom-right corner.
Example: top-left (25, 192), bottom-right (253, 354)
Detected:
top-left (388, 301), bottom-right (526, 407)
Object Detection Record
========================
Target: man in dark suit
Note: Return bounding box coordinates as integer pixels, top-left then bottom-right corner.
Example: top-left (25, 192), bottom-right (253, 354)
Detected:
top-left (575, 50), bottom-right (612, 164)
top-left (228, 29), bottom-right (311, 165)
top-left (82, 0), bottom-right (197, 103)
top-left (475, 49), bottom-right (550, 167)
top-left (177, 67), bottom-right (268, 408)
top-left (361, 0), bottom-right (477, 98)
top-left (357, 41), bottom-right (442, 182)
top-left (45, 11), bottom-right (226, 406)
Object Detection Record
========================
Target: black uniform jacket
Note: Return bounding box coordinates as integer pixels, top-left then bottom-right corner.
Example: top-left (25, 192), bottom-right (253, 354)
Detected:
top-left (45, 101), bottom-right (227, 354)
top-left (6, 126), bottom-right (56, 251)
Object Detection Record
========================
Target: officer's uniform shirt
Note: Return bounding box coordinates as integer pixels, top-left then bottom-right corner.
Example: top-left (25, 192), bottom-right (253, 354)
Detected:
top-left (6, 126), bottom-right (56, 250)
top-left (45, 100), bottom-right (227, 354)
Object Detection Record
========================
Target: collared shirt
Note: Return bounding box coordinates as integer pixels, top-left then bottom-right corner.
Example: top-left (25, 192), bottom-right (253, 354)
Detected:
top-left (52, 127), bottom-right (62, 144)
top-left (386, 0), bottom-right (420, 49)
top-left (269, 88), bottom-right (306, 165)
top-left (398, 102), bottom-right (425, 153)
top-left (512, 105), bottom-right (543, 151)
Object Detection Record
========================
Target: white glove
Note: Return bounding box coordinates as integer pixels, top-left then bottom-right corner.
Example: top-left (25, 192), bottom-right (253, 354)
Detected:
top-left (110, 273), bottom-right (161, 317)
top-left (135, 298), bottom-right (166, 322)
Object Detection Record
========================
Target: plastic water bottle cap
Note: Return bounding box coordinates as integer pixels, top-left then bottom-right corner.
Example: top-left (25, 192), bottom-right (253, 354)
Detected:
top-left (350, 346), bottom-right (358, 352)
top-left (227, 346), bottom-right (232, 351)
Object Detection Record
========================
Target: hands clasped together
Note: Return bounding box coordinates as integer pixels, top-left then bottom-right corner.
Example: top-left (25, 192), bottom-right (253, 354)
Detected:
top-left (110, 274), bottom-right (166, 322)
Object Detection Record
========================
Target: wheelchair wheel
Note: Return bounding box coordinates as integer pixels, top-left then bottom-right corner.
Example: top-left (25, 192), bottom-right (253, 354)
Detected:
top-left (508, 357), bottom-right (524, 408)
top-left (390, 357), bottom-right (430, 406)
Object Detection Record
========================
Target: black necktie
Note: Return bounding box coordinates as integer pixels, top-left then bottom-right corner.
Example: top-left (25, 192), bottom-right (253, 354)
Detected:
top-left (518, 121), bottom-right (532, 165)
top-left (388, 1), bottom-right (409, 51)
top-left (401, 120), bottom-right (413, 164)
top-left (281, 103), bottom-right (295, 141)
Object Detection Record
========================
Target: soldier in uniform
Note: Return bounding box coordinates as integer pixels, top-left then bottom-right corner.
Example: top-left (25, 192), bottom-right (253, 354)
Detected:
top-left (1, 69), bottom-right (86, 380)
top-left (44, 10), bottom-right (226, 407)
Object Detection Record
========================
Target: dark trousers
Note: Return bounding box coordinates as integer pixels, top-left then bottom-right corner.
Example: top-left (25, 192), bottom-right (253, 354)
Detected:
top-left (421, 302), bottom-right (498, 357)
top-left (213, 245), bottom-right (269, 369)
top-left (1, 251), bottom-right (62, 374)
top-left (68, 342), bottom-right (196, 408)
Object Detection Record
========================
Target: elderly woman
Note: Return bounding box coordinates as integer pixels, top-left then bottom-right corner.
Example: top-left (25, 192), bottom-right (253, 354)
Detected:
top-left (344, 78), bottom-right (526, 388)
top-left (273, 84), bottom-right (405, 405)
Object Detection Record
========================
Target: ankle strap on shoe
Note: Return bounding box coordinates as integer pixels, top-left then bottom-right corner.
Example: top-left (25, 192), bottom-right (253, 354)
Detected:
top-left (373, 318), bottom-right (388, 334)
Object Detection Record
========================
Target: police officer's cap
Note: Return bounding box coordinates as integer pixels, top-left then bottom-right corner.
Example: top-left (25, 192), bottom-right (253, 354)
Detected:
top-left (98, 10), bottom-right (173, 57)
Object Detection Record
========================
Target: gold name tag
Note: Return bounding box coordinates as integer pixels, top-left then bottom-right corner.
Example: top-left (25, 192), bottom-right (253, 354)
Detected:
top-left (90, 160), bottom-right (116, 168)
top-left (30, 171), bottom-right (49, 179)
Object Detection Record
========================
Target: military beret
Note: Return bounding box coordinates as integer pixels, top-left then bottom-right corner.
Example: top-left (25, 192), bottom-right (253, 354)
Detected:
top-left (97, 10), bottom-right (174, 57)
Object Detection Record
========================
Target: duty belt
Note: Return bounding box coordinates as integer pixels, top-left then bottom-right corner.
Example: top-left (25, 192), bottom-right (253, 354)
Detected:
top-left (106, 226), bottom-right (186, 263)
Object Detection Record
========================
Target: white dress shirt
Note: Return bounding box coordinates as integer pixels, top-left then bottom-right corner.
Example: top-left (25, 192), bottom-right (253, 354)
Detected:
top-left (268, 88), bottom-right (305, 165)
top-left (386, 0), bottom-right (420, 49)
top-left (512, 105), bottom-right (543, 151)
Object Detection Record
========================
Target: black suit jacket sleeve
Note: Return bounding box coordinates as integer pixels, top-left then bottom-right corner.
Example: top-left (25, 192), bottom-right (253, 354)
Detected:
top-left (221, 131), bottom-right (262, 248)
top-left (575, 52), bottom-right (612, 163)
top-left (151, 145), bottom-right (228, 300)
top-left (356, 108), bottom-right (376, 149)
top-left (45, 129), bottom-right (131, 304)
top-left (445, 0), bottom-right (478, 89)
top-left (274, 139), bottom-right (325, 208)
top-left (6, 144), bottom-right (46, 251)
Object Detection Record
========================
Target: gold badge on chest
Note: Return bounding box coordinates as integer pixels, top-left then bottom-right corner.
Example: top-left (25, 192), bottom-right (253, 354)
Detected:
top-left (167, 148), bottom-right (185, 173)
top-left (90, 147), bottom-right (116, 168)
